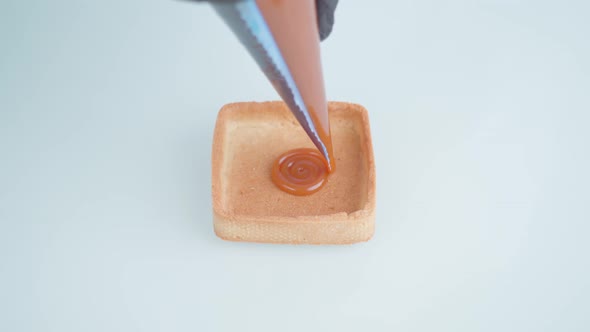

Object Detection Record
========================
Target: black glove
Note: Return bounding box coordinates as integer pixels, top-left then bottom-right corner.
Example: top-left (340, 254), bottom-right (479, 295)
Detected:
top-left (315, 0), bottom-right (338, 41)
top-left (184, 0), bottom-right (339, 41)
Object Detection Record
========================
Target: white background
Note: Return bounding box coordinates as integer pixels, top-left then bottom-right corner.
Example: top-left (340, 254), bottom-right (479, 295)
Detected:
top-left (1, 0), bottom-right (589, 331)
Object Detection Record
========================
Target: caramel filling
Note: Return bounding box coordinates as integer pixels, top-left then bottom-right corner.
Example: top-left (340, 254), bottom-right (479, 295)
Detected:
top-left (271, 148), bottom-right (329, 196)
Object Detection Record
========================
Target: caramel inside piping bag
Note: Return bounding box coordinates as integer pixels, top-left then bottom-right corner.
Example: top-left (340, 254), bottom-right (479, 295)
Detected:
top-left (256, 0), bottom-right (335, 172)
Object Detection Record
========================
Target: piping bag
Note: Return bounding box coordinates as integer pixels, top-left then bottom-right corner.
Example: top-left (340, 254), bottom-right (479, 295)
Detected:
top-left (211, 0), bottom-right (335, 171)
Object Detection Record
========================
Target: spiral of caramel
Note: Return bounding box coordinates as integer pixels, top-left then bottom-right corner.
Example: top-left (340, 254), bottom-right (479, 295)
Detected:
top-left (271, 148), bottom-right (329, 196)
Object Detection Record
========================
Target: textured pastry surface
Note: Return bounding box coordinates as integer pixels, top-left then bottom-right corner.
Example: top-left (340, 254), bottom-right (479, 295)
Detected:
top-left (212, 101), bottom-right (376, 244)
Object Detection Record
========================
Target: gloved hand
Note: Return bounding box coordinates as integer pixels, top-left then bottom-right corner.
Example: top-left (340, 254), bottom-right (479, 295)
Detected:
top-left (315, 0), bottom-right (338, 41)
top-left (184, 0), bottom-right (339, 41)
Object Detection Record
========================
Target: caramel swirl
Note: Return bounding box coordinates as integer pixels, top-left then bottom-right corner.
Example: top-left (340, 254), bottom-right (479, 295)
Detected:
top-left (271, 148), bottom-right (329, 196)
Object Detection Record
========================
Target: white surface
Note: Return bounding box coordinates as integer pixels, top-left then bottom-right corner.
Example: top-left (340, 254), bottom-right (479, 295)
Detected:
top-left (1, 0), bottom-right (590, 331)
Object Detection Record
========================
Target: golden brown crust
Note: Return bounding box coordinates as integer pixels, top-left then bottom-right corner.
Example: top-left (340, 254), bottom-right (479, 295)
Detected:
top-left (211, 101), bottom-right (376, 244)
